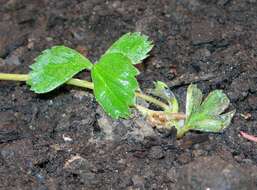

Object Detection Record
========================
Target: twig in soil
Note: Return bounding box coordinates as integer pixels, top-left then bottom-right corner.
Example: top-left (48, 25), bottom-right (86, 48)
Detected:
top-left (0, 131), bottom-right (20, 143)
top-left (167, 73), bottom-right (216, 87)
top-left (64, 155), bottom-right (85, 168)
top-left (240, 131), bottom-right (257, 143)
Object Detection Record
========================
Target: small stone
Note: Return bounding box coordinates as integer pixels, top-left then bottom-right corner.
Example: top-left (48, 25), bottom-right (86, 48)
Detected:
top-left (175, 156), bottom-right (256, 190)
top-left (111, 0), bottom-right (121, 8)
top-left (247, 95), bottom-right (257, 110)
top-left (64, 155), bottom-right (91, 171)
top-left (177, 152), bottom-right (192, 164)
top-left (5, 54), bottom-right (21, 66)
top-left (0, 22), bottom-right (26, 58)
top-left (4, 46), bottom-right (25, 66)
top-left (75, 45), bottom-right (88, 57)
top-left (80, 172), bottom-right (97, 185)
top-left (167, 168), bottom-right (177, 182)
top-left (0, 58), bottom-right (5, 66)
top-left (3, 0), bottom-right (25, 11)
top-left (132, 175), bottom-right (145, 188)
top-left (191, 20), bottom-right (221, 45)
top-left (62, 134), bottom-right (73, 142)
top-left (187, 0), bottom-right (201, 11)
top-left (97, 108), bottom-right (114, 141)
top-left (46, 37), bottom-right (53, 41)
top-left (148, 146), bottom-right (164, 159)
top-left (217, 0), bottom-right (230, 6)
top-left (0, 139), bottom-right (34, 169)
top-left (71, 90), bottom-right (88, 101)
top-left (126, 113), bottom-right (156, 143)
top-left (192, 149), bottom-right (205, 157)
top-left (27, 38), bottom-right (35, 49)
top-left (34, 173), bottom-right (46, 183)
top-left (228, 77), bottom-right (250, 101)
top-left (193, 48), bottom-right (211, 61)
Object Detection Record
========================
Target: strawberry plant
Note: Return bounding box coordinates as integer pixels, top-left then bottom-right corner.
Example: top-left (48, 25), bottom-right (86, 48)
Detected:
top-left (0, 32), bottom-right (235, 138)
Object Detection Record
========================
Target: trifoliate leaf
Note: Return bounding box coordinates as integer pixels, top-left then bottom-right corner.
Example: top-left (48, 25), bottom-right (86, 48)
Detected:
top-left (185, 84), bottom-right (235, 134)
top-left (27, 46), bottom-right (93, 93)
top-left (91, 53), bottom-right (139, 119)
top-left (149, 81), bottom-right (179, 113)
top-left (105, 32), bottom-right (153, 65)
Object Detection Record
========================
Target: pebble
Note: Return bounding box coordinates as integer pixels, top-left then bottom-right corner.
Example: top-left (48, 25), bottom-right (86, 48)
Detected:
top-left (148, 146), bottom-right (164, 159)
top-left (132, 175), bottom-right (145, 188)
top-left (247, 95), bottom-right (257, 110)
top-left (166, 168), bottom-right (177, 182)
top-left (5, 54), bottom-right (21, 65)
top-left (175, 156), bottom-right (256, 189)
top-left (191, 20), bottom-right (220, 45)
top-left (177, 152), bottom-right (192, 164)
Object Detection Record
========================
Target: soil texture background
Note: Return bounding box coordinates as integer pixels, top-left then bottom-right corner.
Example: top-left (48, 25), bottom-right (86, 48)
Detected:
top-left (0, 0), bottom-right (257, 189)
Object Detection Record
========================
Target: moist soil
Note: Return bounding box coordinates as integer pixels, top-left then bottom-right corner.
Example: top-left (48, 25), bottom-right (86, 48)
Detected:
top-left (0, 0), bottom-right (257, 189)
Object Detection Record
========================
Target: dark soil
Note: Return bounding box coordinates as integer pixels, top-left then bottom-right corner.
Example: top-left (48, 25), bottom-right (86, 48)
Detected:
top-left (0, 0), bottom-right (257, 189)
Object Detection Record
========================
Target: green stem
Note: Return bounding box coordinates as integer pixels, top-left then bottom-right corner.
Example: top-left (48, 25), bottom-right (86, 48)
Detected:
top-left (0, 73), bottom-right (94, 90)
top-left (176, 126), bottom-right (190, 139)
top-left (66, 78), bottom-right (93, 90)
top-left (135, 92), bottom-right (169, 110)
top-left (0, 73), bottom-right (168, 110)
top-left (0, 73), bottom-right (29, 81)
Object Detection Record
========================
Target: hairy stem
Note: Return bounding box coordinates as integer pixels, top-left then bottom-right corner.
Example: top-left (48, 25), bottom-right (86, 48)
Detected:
top-left (0, 73), bottom-right (169, 110)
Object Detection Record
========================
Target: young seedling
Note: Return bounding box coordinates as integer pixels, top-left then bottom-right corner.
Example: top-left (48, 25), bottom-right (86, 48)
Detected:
top-left (0, 32), bottom-right (235, 138)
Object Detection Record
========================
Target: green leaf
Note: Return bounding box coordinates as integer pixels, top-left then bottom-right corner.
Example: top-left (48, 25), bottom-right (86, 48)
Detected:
top-left (91, 53), bottom-right (139, 119)
top-left (27, 46), bottom-right (93, 93)
top-left (105, 32), bottom-right (153, 65)
top-left (199, 90), bottom-right (230, 116)
top-left (186, 84), bottom-right (202, 117)
top-left (185, 84), bottom-right (235, 134)
top-left (149, 81), bottom-right (179, 113)
top-left (188, 110), bottom-right (235, 132)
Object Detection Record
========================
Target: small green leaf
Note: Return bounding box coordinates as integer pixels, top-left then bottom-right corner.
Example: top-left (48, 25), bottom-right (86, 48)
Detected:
top-left (27, 46), bottom-right (93, 93)
top-left (184, 84), bottom-right (235, 135)
top-left (105, 32), bottom-right (153, 65)
top-left (199, 90), bottom-right (230, 116)
top-left (149, 81), bottom-right (179, 113)
top-left (92, 53), bottom-right (139, 119)
top-left (188, 110), bottom-right (235, 132)
top-left (186, 84), bottom-right (202, 117)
